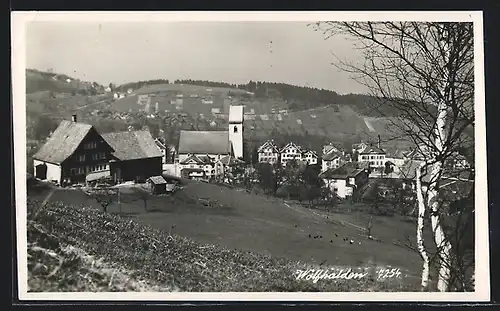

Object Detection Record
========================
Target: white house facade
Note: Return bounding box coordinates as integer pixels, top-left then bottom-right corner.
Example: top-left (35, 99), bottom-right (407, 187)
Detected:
top-left (358, 146), bottom-right (386, 170)
top-left (301, 150), bottom-right (319, 165)
top-left (319, 163), bottom-right (369, 199)
top-left (257, 140), bottom-right (280, 165)
top-left (280, 142), bottom-right (303, 167)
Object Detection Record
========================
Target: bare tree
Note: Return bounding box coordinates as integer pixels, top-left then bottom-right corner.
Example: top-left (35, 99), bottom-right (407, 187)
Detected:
top-left (89, 188), bottom-right (117, 213)
top-left (313, 21), bottom-right (474, 291)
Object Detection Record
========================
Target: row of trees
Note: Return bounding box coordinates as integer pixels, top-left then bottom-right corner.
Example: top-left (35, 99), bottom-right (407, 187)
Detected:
top-left (250, 160), bottom-right (337, 208)
top-left (115, 79), bottom-right (170, 92)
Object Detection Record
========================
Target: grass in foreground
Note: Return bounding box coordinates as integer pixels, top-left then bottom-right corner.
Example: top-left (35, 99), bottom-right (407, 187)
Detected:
top-left (27, 199), bottom-right (417, 292)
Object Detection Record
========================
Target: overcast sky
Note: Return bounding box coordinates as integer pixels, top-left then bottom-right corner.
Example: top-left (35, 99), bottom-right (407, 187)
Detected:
top-left (26, 22), bottom-right (367, 95)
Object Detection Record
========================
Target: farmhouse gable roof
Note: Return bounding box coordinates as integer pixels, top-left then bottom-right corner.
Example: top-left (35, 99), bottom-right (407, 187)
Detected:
top-left (33, 120), bottom-right (108, 164)
top-left (102, 130), bottom-right (163, 161)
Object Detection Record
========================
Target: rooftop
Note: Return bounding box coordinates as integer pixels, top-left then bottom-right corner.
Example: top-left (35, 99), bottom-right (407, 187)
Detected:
top-left (178, 130), bottom-right (231, 155)
top-left (219, 155), bottom-right (245, 166)
top-left (102, 130), bottom-right (163, 161)
top-left (147, 175), bottom-right (167, 185)
top-left (33, 120), bottom-right (103, 164)
top-left (320, 163), bottom-right (367, 180)
top-left (360, 146), bottom-right (386, 155)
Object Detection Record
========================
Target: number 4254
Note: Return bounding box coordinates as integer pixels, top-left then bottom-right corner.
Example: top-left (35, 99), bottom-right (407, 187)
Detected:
top-left (377, 268), bottom-right (402, 279)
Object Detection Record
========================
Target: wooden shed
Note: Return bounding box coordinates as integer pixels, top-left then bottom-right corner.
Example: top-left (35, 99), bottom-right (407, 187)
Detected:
top-left (146, 175), bottom-right (168, 195)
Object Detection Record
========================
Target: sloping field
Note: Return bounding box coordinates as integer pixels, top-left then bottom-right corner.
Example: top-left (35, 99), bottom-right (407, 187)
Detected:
top-left (31, 181), bottom-right (424, 288)
top-left (26, 72), bottom-right (78, 94)
top-left (28, 196), bottom-right (419, 292)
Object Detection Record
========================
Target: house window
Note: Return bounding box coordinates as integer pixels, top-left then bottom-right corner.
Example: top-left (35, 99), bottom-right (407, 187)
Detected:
top-left (234, 126), bottom-right (238, 133)
top-left (92, 152), bottom-right (106, 160)
top-left (84, 142), bottom-right (97, 149)
top-left (78, 155), bottom-right (86, 162)
top-left (77, 167), bottom-right (85, 174)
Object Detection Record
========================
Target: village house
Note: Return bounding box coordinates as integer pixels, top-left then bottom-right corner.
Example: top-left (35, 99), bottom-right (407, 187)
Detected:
top-left (179, 154), bottom-right (221, 180)
top-left (102, 130), bottom-right (164, 183)
top-left (321, 150), bottom-right (344, 173)
top-left (301, 150), bottom-right (319, 165)
top-left (154, 138), bottom-right (177, 165)
top-left (323, 142), bottom-right (344, 156)
top-left (384, 149), bottom-right (407, 173)
top-left (403, 143), bottom-right (433, 162)
top-left (358, 144), bottom-right (387, 171)
top-left (257, 140), bottom-right (280, 165)
top-left (399, 160), bottom-right (474, 197)
top-left (32, 115), bottom-right (115, 185)
top-left (280, 142), bottom-right (303, 167)
top-left (218, 155), bottom-right (246, 183)
top-left (352, 142), bottom-right (369, 154)
top-left (319, 162), bottom-right (369, 199)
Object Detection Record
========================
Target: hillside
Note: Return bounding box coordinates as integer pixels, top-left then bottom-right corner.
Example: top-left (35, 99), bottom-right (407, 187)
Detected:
top-left (27, 197), bottom-right (414, 292)
top-left (25, 71), bottom-right (415, 153)
top-left (26, 69), bottom-right (105, 95)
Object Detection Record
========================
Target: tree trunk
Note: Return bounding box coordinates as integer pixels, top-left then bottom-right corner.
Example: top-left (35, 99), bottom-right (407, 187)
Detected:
top-left (427, 160), bottom-right (452, 292)
top-left (416, 163), bottom-right (430, 291)
top-left (428, 26), bottom-right (453, 292)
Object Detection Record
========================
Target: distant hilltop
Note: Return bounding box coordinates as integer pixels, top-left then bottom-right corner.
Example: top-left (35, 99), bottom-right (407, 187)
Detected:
top-left (26, 68), bottom-right (105, 95)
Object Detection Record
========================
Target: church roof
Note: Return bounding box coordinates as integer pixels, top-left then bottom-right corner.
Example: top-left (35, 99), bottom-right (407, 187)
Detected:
top-left (178, 130), bottom-right (232, 155)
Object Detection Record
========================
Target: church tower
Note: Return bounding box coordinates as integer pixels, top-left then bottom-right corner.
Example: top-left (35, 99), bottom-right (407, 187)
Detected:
top-left (228, 105), bottom-right (244, 159)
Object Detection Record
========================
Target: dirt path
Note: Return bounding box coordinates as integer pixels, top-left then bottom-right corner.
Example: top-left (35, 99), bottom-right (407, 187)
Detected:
top-left (41, 188), bottom-right (56, 206)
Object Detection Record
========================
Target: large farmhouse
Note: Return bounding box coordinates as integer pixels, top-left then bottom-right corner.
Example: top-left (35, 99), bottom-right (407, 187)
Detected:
top-left (32, 116), bottom-right (115, 185)
top-left (33, 115), bottom-right (163, 185)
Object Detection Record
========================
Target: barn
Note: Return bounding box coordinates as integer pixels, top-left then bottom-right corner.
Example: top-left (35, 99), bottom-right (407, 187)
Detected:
top-left (102, 130), bottom-right (164, 183)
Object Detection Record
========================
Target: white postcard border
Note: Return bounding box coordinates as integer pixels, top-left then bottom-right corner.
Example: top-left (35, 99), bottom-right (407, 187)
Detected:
top-left (11, 11), bottom-right (489, 302)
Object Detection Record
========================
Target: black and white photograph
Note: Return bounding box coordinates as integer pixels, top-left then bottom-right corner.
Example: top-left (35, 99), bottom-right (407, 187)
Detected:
top-left (11, 11), bottom-right (489, 301)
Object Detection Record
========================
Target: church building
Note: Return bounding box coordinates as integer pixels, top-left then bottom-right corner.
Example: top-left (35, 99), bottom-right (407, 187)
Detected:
top-left (176, 105), bottom-right (245, 178)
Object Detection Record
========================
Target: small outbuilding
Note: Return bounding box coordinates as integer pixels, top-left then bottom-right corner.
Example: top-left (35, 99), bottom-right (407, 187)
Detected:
top-left (146, 175), bottom-right (168, 195)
